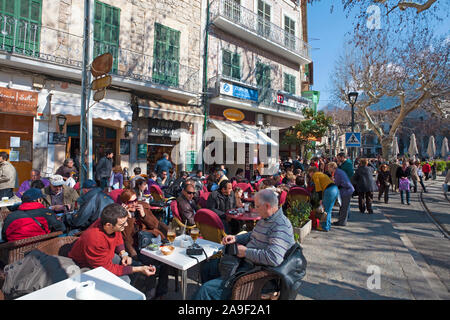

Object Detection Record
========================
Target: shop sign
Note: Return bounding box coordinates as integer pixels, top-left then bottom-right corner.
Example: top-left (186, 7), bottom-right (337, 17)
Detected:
top-left (48, 132), bottom-right (67, 145)
top-left (138, 143), bottom-right (148, 159)
top-left (148, 119), bottom-right (181, 137)
top-left (0, 87), bottom-right (38, 116)
top-left (276, 93), bottom-right (309, 113)
top-left (223, 108), bottom-right (245, 122)
top-left (220, 82), bottom-right (258, 102)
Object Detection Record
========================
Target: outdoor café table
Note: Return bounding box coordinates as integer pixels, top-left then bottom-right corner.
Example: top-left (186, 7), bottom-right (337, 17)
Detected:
top-left (0, 198), bottom-right (21, 214)
top-left (17, 267), bottom-right (146, 300)
top-left (226, 209), bottom-right (261, 231)
top-left (140, 236), bottom-right (223, 300)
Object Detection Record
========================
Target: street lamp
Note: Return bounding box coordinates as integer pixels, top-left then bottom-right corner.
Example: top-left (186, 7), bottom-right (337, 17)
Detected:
top-left (348, 92), bottom-right (359, 162)
top-left (124, 122), bottom-right (133, 138)
top-left (56, 114), bottom-right (67, 133)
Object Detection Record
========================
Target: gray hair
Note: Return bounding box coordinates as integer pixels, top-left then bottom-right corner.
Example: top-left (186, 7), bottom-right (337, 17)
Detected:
top-left (255, 189), bottom-right (279, 209)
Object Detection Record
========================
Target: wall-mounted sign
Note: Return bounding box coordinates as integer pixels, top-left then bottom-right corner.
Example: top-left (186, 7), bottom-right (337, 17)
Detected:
top-left (0, 87), bottom-right (38, 116)
top-left (223, 108), bottom-right (245, 122)
top-left (120, 139), bottom-right (130, 155)
top-left (48, 132), bottom-right (67, 145)
top-left (276, 92), bottom-right (309, 113)
top-left (138, 143), bottom-right (148, 159)
top-left (148, 119), bottom-right (181, 137)
top-left (220, 81), bottom-right (258, 102)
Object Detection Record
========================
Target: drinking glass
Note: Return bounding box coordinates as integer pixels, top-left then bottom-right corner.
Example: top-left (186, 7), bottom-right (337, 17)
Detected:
top-left (167, 228), bottom-right (176, 245)
top-left (190, 228), bottom-right (200, 246)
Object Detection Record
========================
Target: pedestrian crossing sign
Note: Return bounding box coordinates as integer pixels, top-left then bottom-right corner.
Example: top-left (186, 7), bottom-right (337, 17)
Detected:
top-left (345, 132), bottom-right (361, 147)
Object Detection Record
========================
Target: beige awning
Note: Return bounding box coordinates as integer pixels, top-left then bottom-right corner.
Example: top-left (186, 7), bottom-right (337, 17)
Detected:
top-left (138, 99), bottom-right (204, 123)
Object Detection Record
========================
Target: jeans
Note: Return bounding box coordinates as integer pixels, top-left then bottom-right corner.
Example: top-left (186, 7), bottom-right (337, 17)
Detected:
top-left (321, 185), bottom-right (339, 231)
top-left (378, 185), bottom-right (389, 203)
top-left (400, 190), bottom-right (410, 204)
top-left (418, 176), bottom-right (427, 192)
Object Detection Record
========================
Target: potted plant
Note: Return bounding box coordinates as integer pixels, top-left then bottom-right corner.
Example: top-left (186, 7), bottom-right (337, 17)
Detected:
top-left (286, 200), bottom-right (312, 243)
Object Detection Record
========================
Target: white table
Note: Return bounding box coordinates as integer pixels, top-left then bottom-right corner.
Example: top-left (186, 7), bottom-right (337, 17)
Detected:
top-left (17, 267), bottom-right (146, 300)
top-left (0, 199), bottom-right (21, 208)
top-left (140, 236), bottom-right (223, 300)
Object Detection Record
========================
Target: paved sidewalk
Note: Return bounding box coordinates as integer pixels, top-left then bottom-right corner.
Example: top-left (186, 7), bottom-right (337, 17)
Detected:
top-left (296, 177), bottom-right (449, 300)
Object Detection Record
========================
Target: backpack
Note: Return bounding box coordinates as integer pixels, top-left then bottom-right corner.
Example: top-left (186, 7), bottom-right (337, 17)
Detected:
top-left (2, 250), bottom-right (80, 300)
top-left (399, 178), bottom-right (410, 191)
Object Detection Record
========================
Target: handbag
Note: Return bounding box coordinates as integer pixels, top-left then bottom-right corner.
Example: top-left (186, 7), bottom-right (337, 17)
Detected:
top-left (137, 230), bottom-right (156, 250)
top-left (218, 243), bottom-right (241, 280)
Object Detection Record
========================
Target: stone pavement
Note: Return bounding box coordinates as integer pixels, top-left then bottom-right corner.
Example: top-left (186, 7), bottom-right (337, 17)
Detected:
top-left (297, 175), bottom-right (450, 300)
top-left (158, 176), bottom-right (450, 300)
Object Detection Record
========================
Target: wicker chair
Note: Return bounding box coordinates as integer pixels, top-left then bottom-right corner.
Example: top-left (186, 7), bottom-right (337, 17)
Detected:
top-left (34, 236), bottom-right (79, 257)
top-left (193, 209), bottom-right (227, 244)
top-left (169, 200), bottom-right (196, 233)
top-left (0, 231), bottom-right (64, 267)
top-left (231, 270), bottom-right (280, 300)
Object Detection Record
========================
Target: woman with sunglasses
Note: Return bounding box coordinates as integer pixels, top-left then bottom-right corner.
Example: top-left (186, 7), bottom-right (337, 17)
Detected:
top-left (120, 189), bottom-right (169, 299)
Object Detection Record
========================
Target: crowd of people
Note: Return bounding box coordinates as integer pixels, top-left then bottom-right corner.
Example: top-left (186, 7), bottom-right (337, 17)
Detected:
top-left (0, 148), bottom-right (447, 300)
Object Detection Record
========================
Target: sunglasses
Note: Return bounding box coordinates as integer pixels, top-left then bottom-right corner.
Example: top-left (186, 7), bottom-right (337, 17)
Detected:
top-left (186, 191), bottom-right (196, 195)
top-left (126, 199), bottom-right (138, 205)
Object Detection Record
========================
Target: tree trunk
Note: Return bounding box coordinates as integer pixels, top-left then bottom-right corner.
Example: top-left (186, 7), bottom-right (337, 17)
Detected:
top-left (381, 136), bottom-right (394, 161)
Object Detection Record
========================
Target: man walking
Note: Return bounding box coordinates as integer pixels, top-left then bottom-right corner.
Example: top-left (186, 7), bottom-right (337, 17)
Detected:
top-left (154, 153), bottom-right (173, 176)
top-left (96, 151), bottom-right (114, 190)
top-left (336, 152), bottom-right (354, 180)
top-left (0, 152), bottom-right (17, 199)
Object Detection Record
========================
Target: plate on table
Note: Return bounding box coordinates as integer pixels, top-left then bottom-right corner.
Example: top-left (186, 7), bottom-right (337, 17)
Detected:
top-left (228, 209), bottom-right (239, 215)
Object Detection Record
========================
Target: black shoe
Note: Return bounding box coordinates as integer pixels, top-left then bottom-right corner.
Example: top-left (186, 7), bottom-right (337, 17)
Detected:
top-left (332, 222), bottom-right (343, 226)
top-left (407, 203), bottom-right (411, 205)
top-left (401, 202), bottom-right (405, 205)
top-left (368, 211), bottom-right (374, 214)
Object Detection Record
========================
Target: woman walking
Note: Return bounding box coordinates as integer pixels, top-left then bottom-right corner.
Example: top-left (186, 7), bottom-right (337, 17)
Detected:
top-left (308, 167), bottom-right (339, 231)
top-left (377, 164), bottom-right (392, 204)
top-left (352, 158), bottom-right (378, 214)
top-left (414, 161), bottom-right (427, 193)
top-left (396, 161), bottom-right (412, 205)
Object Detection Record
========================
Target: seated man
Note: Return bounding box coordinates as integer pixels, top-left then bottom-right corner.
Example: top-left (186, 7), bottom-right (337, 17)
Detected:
top-left (176, 182), bottom-right (198, 226)
top-left (41, 175), bottom-right (79, 213)
top-left (16, 169), bottom-right (50, 198)
top-left (64, 179), bottom-right (114, 231)
top-left (68, 203), bottom-right (157, 286)
top-left (194, 189), bottom-right (295, 300)
top-left (206, 180), bottom-right (237, 234)
top-left (156, 170), bottom-right (172, 189)
top-left (2, 188), bottom-right (66, 242)
top-left (164, 171), bottom-right (188, 198)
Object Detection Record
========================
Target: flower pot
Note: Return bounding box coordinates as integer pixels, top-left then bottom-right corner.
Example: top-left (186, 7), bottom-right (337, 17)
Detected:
top-left (294, 219), bottom-right (312, 243)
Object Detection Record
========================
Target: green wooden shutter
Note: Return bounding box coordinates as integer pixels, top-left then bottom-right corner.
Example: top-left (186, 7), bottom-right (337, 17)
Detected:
top-left (256, 62), bottom-right (271, 103)
top-left (153, 23), bottom-right (180, 87)
top-left (94, 0), bottom-right (120, 73)
top-left (222, 49), bottom-right (240, 80)
top-left (0, 0), bottom-right (42, 56)
top-left (284, 73), bottom-right (296, 95)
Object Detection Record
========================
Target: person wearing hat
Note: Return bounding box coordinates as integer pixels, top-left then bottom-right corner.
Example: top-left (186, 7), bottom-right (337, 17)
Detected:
top-left (64, 179), bottom-right (114, 231)
top-left (41, 175), bottom-right (79, 213)
top-left (1, 188), bottom-right (66, 242)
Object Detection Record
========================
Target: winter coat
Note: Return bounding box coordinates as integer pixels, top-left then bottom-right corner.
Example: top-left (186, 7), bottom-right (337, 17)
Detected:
top-left (41, 185), bottom-right (80, 210)
top-left (206, 190), bottom-right (236, 219)
top-left (377, 170), bottom-right (392, 187)
top-left (352, 166), bottom-right (378, 193)
top-left (95, 156), bottom-right (113, 180)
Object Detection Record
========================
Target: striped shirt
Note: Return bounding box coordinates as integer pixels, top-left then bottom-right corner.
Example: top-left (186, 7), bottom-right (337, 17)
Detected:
top-left (236, 208), bottom-right (295, 267)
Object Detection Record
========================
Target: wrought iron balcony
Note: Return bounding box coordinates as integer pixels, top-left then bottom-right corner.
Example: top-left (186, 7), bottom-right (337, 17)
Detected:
top-left (0, 14), bottom-right (200, 94)
top-left (209, 0), bottom-right (311, 65)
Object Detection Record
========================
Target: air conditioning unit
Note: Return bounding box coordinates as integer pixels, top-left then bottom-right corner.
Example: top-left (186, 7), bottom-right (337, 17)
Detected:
top-left (256, 113), bottom-right (264, 126)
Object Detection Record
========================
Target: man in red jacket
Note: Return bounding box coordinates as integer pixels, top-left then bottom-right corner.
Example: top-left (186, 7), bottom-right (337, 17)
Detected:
top-left (422, 162), bottom-right (432, 180)
top-left (2, 188), bottom-right (66, 242)
top-left (68, 203), bottom-right (156, 285)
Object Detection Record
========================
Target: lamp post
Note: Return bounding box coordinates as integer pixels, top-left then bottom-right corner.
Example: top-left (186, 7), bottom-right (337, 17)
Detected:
top-left (348, 92), bottom-right (359, 163)
top-left (124, 122), bottom-right (133, 138)
top-left (56, 115), bottom-right (67, 133)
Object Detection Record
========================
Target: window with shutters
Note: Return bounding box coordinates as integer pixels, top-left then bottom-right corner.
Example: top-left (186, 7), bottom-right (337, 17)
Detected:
top-left (0, 0), bottom-right (42, 57)
top-left (222, 49), bottom-right (240, 81)
top-left (284, 73), bottom-right (296, 95)
top-left (94, 0), bottom-right (120, 73)
top-left (257, 0), bottom-right (270, 38)
top-left (256, 62), bottom-right (271, 103)
top-left (152, 23), bottom-right (180, 87)
top-left (284, 15), bottom-right (295, 50)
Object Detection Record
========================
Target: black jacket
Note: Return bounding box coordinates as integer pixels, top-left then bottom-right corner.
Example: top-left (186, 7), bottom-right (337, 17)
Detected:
top-left (396, 166), bottom-right (411, 181)
top-left (206, 190), bottom-right (236, 219)
top-left (352, 166), bottom-right (378, 193)
top-left (377, 171), bottom-right (392, 187)
top-left (95, 156), bottom-right (113, 180)
top-left (64, 188), bottom-right (114, 230)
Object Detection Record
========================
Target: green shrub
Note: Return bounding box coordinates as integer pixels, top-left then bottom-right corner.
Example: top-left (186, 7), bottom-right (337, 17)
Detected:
top-left (434, 161), bottom-right (447, 172)
top-left (286, 200), bottom-right (311, 228)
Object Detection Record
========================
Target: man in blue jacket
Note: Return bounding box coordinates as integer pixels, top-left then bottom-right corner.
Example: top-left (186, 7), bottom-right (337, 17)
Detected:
top-left (154, 153), bottom-right (173, 175)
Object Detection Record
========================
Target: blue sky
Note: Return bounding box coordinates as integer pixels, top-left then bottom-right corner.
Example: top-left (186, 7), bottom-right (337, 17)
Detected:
top-left (307, 1), bottom-right (450, 111)
top-left (307, 1), bottom-right (354, 110)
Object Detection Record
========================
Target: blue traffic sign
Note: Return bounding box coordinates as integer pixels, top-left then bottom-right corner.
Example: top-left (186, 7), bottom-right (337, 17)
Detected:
top-left (345, 132), bottom-right (361, 147)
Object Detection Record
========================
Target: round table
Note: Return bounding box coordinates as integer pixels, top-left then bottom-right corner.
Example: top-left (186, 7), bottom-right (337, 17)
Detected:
top-left (226, 209), bottom-right (261, 232)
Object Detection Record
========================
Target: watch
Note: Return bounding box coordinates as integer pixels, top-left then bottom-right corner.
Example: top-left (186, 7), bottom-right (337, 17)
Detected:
top-left (120, 252), bottom-right (129, 258)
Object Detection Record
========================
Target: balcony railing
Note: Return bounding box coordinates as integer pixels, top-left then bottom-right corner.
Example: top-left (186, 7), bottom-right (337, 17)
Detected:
top-left (209, 0), bottom-right (311, 62)
top-left (0, 14), bottom-right (199, 94)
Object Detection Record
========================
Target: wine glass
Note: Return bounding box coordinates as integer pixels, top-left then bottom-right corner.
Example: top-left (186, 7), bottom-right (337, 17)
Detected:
top-left (190, 228), bottom-right (200, 247)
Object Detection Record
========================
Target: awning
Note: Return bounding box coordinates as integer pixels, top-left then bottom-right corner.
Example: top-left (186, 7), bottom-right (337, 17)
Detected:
top-left (138, 99), bottom-right (204, 123)
top-left (50, 89), bottom-right (133, 122)
top-left (210, 119), bottom-right (278, 146)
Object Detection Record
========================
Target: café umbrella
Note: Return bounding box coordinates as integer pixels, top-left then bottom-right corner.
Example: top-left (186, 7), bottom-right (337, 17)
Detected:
top-left (392, 137), bottom-right (399, 159)
top-left (427, 136), bottom-right (436, 159)
top-left (408, 133), bottom-right (419, 159)
top-left (442, 137), bottom-right (449, 158)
